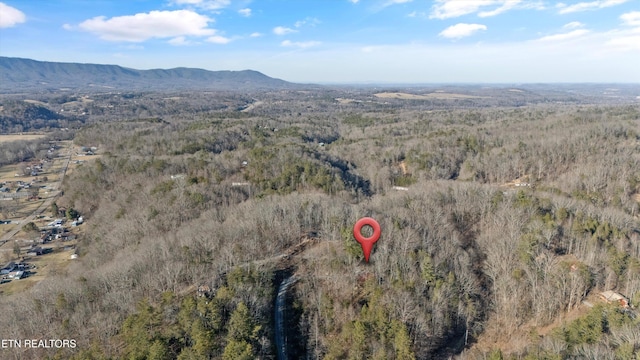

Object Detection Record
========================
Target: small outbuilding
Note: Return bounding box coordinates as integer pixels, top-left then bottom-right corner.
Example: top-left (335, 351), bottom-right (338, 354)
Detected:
top-left (599, 290), bottom-right (630, 308)
top-left (197, 285), bottom-right (212, 297)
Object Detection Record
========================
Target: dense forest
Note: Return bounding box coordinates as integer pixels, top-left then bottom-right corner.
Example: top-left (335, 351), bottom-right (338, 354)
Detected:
top-left (0, 87), bottom-right (639, 359)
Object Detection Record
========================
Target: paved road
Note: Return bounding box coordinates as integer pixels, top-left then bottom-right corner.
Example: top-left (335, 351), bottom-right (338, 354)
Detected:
top-left (0, 146), bottom-right (72, 247)
top-left (229, 237), bottom-right (315, 360)
top-left (275, 275), bottom-right (297, 360)
top-left (224, 236), bottom-right (319, 360)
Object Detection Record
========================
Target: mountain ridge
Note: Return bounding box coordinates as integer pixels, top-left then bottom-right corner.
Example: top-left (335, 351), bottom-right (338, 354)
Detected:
top-left (0, 57), bottom-right (305, 92)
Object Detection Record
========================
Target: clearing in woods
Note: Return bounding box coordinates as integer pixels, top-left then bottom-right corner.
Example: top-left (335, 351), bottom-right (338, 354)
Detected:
top-left (399, 160), bottom-right (409, 175)
top-left (374, 91), bottom-right (485, 100)
top-left (23, 99), bottom-right (48, 106)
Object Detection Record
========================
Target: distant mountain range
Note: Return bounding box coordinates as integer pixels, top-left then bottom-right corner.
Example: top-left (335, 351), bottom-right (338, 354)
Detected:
top-left (0, 57), bottom-right (304, 92)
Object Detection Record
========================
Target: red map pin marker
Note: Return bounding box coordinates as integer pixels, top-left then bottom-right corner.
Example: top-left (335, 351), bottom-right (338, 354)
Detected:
top-left (353, 217), bottom-right (381, 262)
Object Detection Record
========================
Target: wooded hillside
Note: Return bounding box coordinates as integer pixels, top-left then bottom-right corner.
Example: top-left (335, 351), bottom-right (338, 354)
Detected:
top-left (0, 88), bottom-right (638, 359)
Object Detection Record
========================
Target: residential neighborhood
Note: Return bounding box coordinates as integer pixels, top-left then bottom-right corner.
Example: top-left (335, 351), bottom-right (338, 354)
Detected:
top-left (0, 141), bottom-right (89, 294)
top-left (0, 214), bottom-right (81, 288)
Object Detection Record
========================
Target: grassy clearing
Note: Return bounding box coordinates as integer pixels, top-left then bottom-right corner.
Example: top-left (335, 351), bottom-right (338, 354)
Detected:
top-left (23, 99), bottom-right (48, 106)
top-left (66, 146), bottom-right (101, 176)
top-left (0, 163), bottom-right (33, 182)
top-left (0, 223), bottom-right (17, 237)
top-left (13, 199), bottom-right (45, 219)
top-left (374, 91), bottom-right (485, 100)
top-left (0, 134), bottom-right (46, 143)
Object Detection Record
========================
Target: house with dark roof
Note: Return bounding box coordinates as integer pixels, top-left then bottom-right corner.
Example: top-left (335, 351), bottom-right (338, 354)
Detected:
top-left (1, 262), bottom-right (16, 275)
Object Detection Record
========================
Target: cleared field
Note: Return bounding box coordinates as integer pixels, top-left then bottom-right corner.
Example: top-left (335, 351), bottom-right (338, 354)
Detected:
top-left (23, 99), bottom-right (48, 106)
top-left (0, 247), bottom-right (76, 295)
top-left (0, 134), bottom-right (46, 143)
top-left (0, 163), bottom-right (22, 182)
top-left (374, 91), bottom-right (485, 100)
top-left (0, 223), bottom-right (17, 239)
top-left (336, 98), bottom-right (365, 104)
top-left (62, 96), bottom-right (94, 108)
top-left (241, 100), bottom-right (264, 112)
top-left (0, 156), bottom-right (63, 183)
top-left (66, 148), bottom-right (101, 176)
top-left (14, 199), bottom-right (46, 220)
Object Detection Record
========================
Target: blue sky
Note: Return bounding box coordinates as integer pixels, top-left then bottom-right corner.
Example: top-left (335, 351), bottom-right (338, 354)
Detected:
top-left (0, 0), bottom-right (639, 83)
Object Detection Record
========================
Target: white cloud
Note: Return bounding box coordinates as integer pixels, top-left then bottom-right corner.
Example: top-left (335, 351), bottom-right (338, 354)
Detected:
top-left (172, 0), bottom-right (231, 10)
top-left (407, 11), bottom-right (428, 18)
top-left (250, 32), bottom-right (263, 37)
top-left (439, 23), bottom-right (487, 39)
top-left (78, 10), bottom-right (215, 42)
top-left (385, 0), bottom-right (413, 4)
top-left (281, 40), bottom-right (321, 48)
top-left (295, 17), bottom-right (321, 28)
top-left (430, 0), bottom-right (542, 19)
top-left (533, 10), bottom-right (640, 51)
top-left (349, 0), bottom-right (359, 3)
top-left (537, 29), bottom-right (590, 41)
top-left (62, 23), bottom-right (73, 30)
top-left (535, 20), bottom-right (638, 51)
top-left (374, 0), bottom-right (413, 11)
top-left (273, 26), bottom-right (297, 35)
top-left (563, 21), bottom-right (585, 29)
top-left (478, 0), bottom-right (521, 17)
top-left (557, 0), bottom-right (628, 14)
top-left (206, 35), bottom-right (231, 44)
top-left (620, 11), bottom-right (640, 26)
top-left (0, 2), bottom-right (26, 28)
top-left (431, 0), bottom-right (503, 19)
top-left (606, 13), bottom-right (640, 51)
top-left (238, 8), bottom-right (251, 17)
top-left (169, 36), bottom-right (192, 46)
